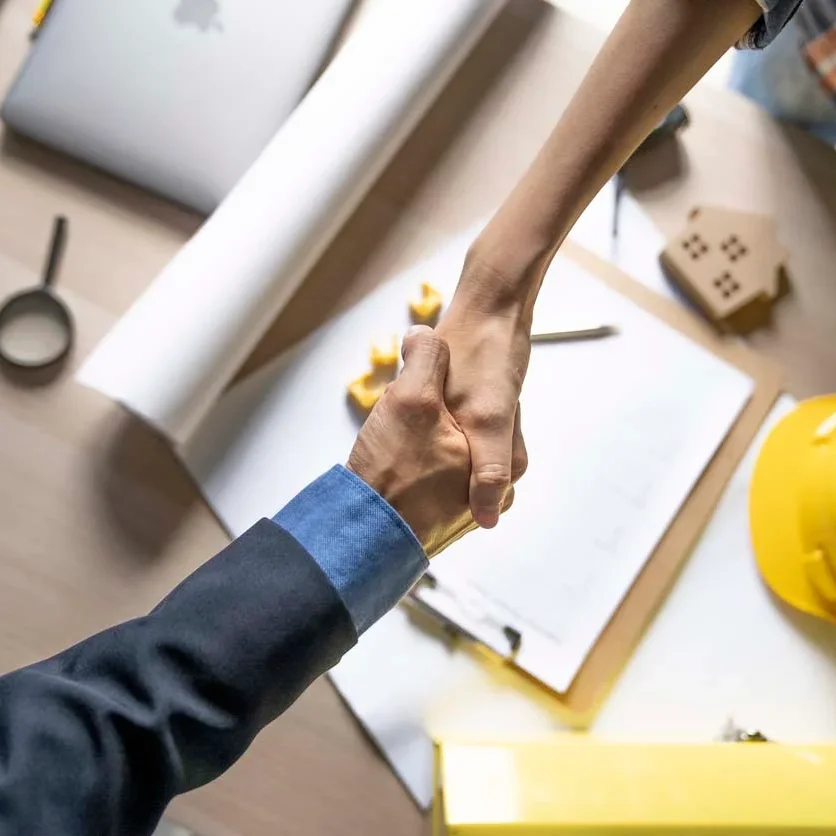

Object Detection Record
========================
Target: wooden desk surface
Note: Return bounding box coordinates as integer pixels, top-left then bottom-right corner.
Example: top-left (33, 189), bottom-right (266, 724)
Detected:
top-left (1, 2), bottom-right (835, 834)
top-left (629, 85), bottom-right (836, 399)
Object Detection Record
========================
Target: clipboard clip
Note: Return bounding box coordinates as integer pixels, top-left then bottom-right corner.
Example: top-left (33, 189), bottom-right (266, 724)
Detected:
top-left (405, 573), bottom-right (523, 661)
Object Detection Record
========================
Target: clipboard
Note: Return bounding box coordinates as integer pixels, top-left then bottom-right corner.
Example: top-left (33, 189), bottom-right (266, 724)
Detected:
top-left (412, 238), bottom-right (782, 724)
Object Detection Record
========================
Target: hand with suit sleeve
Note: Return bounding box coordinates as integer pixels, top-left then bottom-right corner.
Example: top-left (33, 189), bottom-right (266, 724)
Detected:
top-left (0, 326), bottom-right (503, 836)
top-left (349, 324), bottom-right (516, 557)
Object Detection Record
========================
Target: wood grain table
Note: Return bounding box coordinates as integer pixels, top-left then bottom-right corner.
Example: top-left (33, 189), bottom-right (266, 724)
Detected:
top-left (1, 1), bottom-right (835, 833)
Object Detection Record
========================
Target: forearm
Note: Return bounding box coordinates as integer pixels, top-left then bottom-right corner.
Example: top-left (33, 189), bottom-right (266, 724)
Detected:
top-left (458, 0), bottom-right (761, 318)
top-left (0, 468), bottom-right (427, 836)
top-left (0, 521), bottom-right (356, 836)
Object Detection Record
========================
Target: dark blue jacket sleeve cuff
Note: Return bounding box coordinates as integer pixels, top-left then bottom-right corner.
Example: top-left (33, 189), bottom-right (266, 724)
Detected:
top-left (740, 0), bottom-right (803, 48)
top-left (273, 465), bottom-right (428, 634)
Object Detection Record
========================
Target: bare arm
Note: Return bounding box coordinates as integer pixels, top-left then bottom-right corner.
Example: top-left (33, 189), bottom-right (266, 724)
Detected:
top-left (465, 0), bottom-right (762, 311)
top-left (438, 0), bottom-right (762, 528)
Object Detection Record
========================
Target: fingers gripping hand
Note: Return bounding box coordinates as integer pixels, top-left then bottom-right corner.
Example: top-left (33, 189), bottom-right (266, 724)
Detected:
top-left (468, 402), bottom-right (516, 530)
top-left (467, 400), bottom-right (528, 529)
top-left (348, 326), bottom-right (476, 557)
top-left (435, 316), bottom-right (530, 530)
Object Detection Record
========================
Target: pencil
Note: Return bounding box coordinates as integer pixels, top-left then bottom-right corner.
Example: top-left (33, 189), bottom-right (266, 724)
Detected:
top-left (530, 324), bottom-right (618, 343)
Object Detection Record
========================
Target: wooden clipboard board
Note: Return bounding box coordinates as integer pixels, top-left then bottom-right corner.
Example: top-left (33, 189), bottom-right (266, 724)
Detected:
top-left (505, 238), bottom-right (782, 723)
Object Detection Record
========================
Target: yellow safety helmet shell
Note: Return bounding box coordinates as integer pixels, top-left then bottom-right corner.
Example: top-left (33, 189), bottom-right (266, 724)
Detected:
top-left (750, 396), bottom-right (836, 622)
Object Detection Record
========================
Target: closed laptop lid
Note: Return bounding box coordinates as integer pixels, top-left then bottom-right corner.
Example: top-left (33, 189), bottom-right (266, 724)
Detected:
top-left (2, 0), bottom-right (354, 212)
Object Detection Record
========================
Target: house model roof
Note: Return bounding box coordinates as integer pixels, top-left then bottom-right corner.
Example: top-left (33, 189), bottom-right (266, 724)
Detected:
top-left (660, 206), bottom-right (788, 326)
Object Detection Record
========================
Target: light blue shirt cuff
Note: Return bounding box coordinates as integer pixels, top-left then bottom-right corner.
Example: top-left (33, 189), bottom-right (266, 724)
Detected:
top-left (272, 465), bottom-right (428, 635)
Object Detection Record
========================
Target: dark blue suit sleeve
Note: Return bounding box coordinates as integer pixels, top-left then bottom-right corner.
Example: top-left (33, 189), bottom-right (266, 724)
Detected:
top-left (0, 519), bottom-right (357, 836)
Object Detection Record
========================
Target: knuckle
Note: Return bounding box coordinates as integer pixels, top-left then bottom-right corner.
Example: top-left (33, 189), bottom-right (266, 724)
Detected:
top-left (474, 463), bottom-right (512, 488)
top-left (468, 404), bottom-right (512, 433)
top-left (408, 327), bottom-right (441, 353)
top-left (402, 329), bottom-right (450, 373)
top-left (395, 384), bottom-right (441, 415)
top-left (406, 324), bottom-right (433, 340)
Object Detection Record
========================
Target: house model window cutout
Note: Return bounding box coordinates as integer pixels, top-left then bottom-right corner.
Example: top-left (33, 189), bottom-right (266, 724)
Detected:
top-left (660, 206), bottom-right (790, 333)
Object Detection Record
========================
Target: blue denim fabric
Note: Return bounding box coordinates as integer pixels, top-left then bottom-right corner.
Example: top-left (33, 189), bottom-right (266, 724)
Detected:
top-left (732, 14), bottom-right (836, 145)
top-left (274, 465), bottom-right (428, 635)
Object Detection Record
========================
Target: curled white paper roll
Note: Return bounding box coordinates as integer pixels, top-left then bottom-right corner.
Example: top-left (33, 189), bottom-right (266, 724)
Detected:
top-left (78, 0), bottom-right (506, 444)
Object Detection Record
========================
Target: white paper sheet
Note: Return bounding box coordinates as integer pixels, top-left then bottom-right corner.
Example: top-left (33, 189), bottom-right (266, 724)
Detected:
top-left (417, 264), bottom-right (753, 693)
top-left (332, 396), bottom-right (836, 810)
top-left (568, 178), bottom-right (674, 300)
top-left (179, 226), bottom-right (754, 804)
top-left (77, 0), bottom-right (506, 443)
top-left (182, 226), bottom-right (751, 625)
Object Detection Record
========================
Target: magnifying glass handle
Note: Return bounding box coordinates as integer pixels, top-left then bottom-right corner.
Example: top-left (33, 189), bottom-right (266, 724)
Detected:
top-left (41, 215), bottom-right (68, 289)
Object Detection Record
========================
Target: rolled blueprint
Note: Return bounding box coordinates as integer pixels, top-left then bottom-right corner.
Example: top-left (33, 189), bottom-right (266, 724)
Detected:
top-left (78, 0), bottom-right (507, 444)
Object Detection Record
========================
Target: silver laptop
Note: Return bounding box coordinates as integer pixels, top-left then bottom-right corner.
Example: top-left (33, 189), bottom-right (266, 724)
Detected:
top-left (2, 0), bottom-right (354, 212)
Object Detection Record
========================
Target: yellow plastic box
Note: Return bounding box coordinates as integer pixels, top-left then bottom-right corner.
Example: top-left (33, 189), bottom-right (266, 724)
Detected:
top-left (434, 739), bottom-right (836, 834)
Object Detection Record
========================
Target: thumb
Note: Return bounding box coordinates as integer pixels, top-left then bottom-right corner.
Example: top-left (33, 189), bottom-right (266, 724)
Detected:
top-left (397, 325), bottom-right (450, 400)
top-left (469, 419), bottom-right (514, 530)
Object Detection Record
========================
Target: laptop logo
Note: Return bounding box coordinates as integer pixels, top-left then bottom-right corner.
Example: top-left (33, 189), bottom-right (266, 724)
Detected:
top-left (174, 0), bottom-right (223, 32)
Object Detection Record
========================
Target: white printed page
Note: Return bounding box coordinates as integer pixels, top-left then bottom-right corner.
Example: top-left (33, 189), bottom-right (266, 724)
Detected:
top-left (421, 260), bottom-right (753, 693)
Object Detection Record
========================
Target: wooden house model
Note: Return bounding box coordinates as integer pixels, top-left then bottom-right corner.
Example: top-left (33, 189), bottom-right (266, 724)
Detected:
top-left (660, 206), bottom-right (789, 332)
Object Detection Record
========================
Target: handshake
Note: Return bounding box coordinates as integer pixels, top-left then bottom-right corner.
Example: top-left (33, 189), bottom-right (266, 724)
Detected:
top-left (348, 294), bottom-right (531, 557)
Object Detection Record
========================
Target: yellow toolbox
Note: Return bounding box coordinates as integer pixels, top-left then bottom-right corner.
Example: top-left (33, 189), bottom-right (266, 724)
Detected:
top-left (434, 738), bottom-right (836, 834)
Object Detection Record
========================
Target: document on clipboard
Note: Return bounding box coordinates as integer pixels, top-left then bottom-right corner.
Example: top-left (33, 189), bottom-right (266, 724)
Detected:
top-left (409, 255), bottom-right (754, 694)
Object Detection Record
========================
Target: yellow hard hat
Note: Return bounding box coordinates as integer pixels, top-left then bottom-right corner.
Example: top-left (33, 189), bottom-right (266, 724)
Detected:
top-left (750, 395), bottom-right (836, 622)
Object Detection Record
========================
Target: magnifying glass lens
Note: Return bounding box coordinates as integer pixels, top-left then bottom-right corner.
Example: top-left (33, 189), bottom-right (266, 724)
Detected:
top-left (0, 292), bottom-right (73, 368)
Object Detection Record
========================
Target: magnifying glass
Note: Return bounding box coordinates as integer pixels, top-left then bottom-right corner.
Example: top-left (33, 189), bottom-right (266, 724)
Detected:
top-left (0, 215), bottom-right (74, 369)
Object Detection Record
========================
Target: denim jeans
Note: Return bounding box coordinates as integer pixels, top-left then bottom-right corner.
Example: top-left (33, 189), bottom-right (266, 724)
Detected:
top-left (730, 17), bottom-right (836, 145)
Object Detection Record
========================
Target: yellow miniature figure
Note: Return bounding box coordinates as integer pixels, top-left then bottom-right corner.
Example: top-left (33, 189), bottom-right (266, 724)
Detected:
top-left (409, 283), bottom-right (443, 325)
top-left (347, 337), bottom-right (399, 412)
